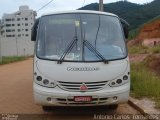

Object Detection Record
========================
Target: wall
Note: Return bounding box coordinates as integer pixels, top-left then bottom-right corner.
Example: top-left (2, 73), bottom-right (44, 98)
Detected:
top-left (142, 38), bottom-right (160, 47)
top-left (0, 37), bottom-right (34, 56)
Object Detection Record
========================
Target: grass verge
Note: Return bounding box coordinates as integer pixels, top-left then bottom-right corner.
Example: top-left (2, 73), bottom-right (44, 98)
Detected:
top-left (130, 63), bottom-right (160, 109)
top-left (0, 56), bottom-right (27, 65)
top-left (128, 45), bottom-right (160, 54)
top-left (128, 45), bottom-right (147, 54)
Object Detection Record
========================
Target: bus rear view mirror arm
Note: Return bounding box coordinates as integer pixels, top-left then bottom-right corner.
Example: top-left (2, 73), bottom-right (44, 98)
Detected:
top-left (120, 18), bottom-right (129, 39)
top-left (31, 18), bottom-right (39, 41)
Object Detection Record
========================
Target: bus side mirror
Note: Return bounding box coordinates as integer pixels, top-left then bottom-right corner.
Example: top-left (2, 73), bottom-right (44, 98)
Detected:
top-left (31, 18), bottom-right (39, 41)
top-left (120, 18), bottom-right (129, 39)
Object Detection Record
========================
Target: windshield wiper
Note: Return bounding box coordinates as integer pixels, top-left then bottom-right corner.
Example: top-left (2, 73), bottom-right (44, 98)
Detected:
top-left (84, 40), bottom-right (108, 64)
top-left (57, 36), bottom-right (78, 64)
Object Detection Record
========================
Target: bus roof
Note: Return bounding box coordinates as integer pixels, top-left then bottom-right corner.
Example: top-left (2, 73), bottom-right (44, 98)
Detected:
top-left (41, 10), bottom-right (118, 17)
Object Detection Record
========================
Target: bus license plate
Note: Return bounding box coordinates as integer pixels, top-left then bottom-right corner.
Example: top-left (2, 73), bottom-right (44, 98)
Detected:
top-left (74, 96), bottom-right (92, 102)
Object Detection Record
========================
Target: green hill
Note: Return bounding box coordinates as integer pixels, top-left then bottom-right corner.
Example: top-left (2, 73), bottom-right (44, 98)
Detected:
top-left (79, 0), bottom-right (160, 30)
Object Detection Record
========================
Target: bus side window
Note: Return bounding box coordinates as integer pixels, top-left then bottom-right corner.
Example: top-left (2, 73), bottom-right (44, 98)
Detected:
top-left (31, 18), bottom-right (39, 41)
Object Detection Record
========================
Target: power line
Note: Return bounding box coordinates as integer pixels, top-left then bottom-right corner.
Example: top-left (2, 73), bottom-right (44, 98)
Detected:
top-left (24, 0), bottom-right (54, 18)
top-left (37, 0), bottom-right (54, 12)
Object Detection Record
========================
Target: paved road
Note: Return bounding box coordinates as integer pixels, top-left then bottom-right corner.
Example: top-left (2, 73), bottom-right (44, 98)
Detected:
top-left (0, 59), bottom-right (140, 119)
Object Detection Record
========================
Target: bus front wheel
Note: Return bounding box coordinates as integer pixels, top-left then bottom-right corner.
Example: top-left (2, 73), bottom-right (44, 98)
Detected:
top-left (42, 106), bottom-right (52, 111)
top-left (108, 104), bottom-right (118, 110)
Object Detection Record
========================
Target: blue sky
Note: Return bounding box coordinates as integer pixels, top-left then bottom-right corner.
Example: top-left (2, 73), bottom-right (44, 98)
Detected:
top-left (0, 0), bottom-right (154, 18)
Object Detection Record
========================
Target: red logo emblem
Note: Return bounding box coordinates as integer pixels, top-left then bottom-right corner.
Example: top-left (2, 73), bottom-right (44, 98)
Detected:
top-left (80, 83), bottom-right (88, 91)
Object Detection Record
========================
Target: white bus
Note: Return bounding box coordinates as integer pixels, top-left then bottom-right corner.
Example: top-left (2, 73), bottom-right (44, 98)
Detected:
top-left (31, 10), bottom-right (130, 111)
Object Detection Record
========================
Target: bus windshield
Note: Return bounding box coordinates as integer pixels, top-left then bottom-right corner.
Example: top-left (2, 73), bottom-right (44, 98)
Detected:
top-left (37, 13), bottom-right (127, 62)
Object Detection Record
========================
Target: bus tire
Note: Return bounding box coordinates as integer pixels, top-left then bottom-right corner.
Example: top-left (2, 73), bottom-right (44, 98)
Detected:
top-left (109, 104), bottom-right (118, 110)
top-left (42, 106), bottom-right (52, 111)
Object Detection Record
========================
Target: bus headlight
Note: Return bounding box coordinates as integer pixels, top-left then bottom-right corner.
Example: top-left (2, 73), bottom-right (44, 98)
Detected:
top-left (116, 79), bottom-right (122, 84)
top-left (123, 75), bottom-right (128, 80)
top-left (50, 82), bottom-right (56, 87)
top-left (42, 79), bottom-right (57, 88)
top-left (35, 75), bottom-right (57, 88)
top-left (43, 79), bottom-right (49, 85)
top-left (109, 75), bottom-right (129, 87)
top-left (37, 76), bottom-right (42, 81)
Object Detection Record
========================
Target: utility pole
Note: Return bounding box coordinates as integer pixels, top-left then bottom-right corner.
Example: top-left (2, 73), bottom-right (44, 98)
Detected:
top-left (99, 0), bottom-right (103, 11)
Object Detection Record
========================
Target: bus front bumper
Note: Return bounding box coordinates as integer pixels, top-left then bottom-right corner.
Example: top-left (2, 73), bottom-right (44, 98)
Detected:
top-left (33, 82), bottom-right (130, 106)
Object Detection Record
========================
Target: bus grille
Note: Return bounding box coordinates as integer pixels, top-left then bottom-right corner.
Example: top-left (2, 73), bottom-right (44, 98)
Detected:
top-left (57, 80), bottom-right (108, 92)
